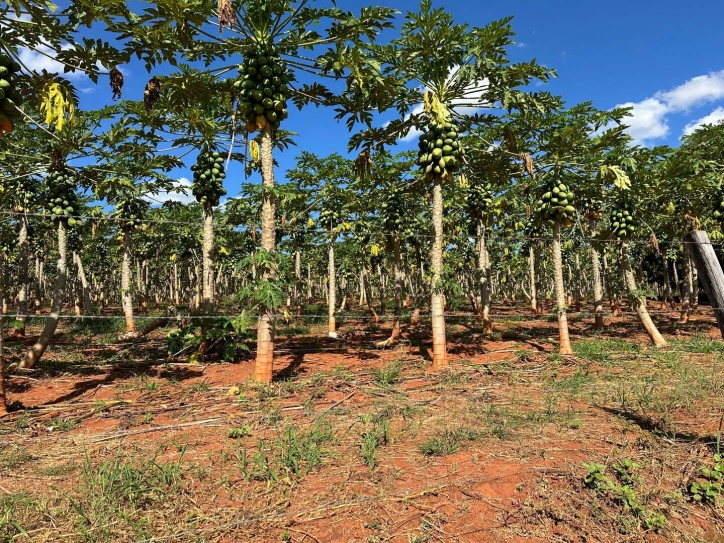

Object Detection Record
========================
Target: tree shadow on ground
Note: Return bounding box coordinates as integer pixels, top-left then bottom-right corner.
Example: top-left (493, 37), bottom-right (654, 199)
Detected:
top-left (597, 405), bottom-right (719, 450)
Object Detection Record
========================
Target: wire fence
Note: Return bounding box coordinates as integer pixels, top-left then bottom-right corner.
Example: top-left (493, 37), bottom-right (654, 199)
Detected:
top-left (1, 308), bottom-right (713, 321)
top-left (1, 209), bottom-right (721, 246)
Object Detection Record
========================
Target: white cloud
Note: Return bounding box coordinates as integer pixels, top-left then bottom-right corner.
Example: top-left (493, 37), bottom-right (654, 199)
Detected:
top-left (616, 98), bottom-right (669, 144)
top-left (18, 44), bottom-right (85, 80)
top-left (682, 106), bottom-right (724, 136)
top-left (517, 42), bottom-right (528, 48)
top-left (658, 71), bottom-right (724, 112)
top-left (398, 73), bottom-right (490, 142)
top-left (145, 178), bottom-right (196, 207)
top-left (398, 103), bottom-right (425, 142)
top-left (617, 70), bottom-right (724, 145)
top-left (18, 42), bottom-right (111, 82)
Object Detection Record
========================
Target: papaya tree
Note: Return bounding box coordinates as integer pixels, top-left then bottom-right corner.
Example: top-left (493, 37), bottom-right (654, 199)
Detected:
top-left (351, 0), bottom-right (556, 366)
top-left (20, 163), bottom-right (81, 368)
top-left (512, 102), bottom-right (632, 353)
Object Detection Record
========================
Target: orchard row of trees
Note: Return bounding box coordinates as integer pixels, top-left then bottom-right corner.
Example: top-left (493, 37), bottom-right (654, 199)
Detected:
top-left (0, 0), bottom-right (723, 414)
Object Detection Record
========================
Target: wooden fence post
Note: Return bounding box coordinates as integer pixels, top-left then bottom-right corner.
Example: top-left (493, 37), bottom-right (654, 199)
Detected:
top-left (683, 230), bottom-right (724, 339)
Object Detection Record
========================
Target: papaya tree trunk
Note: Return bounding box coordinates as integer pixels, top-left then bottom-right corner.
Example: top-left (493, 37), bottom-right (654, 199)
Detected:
top-left (431, 179), bottom-right (447, 367)
top-left (14, 213), bottom-right (29, 336)
top-left (691, 262), bottom-right (699, 309)
top-left (173, 263), bottom-right (180, 305)
top-left (362, 266), bottom-right (379, 323)
top-left (294, 246), bottom-right (302, 308)
top-left (528, 245), bottom-right (538, 314)
top-left (680, 252), bottom-right (692, 323)
top-left (20, 221), bottom-right (68, 369)
top-left (535, 244), bottom-right (545, 314)
top-left (574, 252), bottom-right (582, 312)
top-left (379, 235), bottom-right (403, 347)
top-left (255, 124), bottom-right (276, 382)
top-left (589, 223), bottom-right (604, 330)
top-left (74, 252), bottom-right (94, 315)
top-left (202, 205), bottom-right (215, 314)
top-left (662, 256), bottom-right (676, 309)
top-left (122, 229), bottom-right (135, 333)
top-left (477, 218), bottom-right (492, 334)
top-left (552, 222), bottom-right (573, 354)
top-left (620, 241), bottom-right (667, 346)
top-left (328, 238), bottom-right (336, 335)
top-left (0, 247), bottom-right (7, 415)
top-left (33, 254), bottom-right (42, 312)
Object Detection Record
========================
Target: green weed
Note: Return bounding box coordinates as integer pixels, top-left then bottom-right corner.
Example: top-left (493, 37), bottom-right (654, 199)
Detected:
top-left (374, 361), bottom-right (403, 386)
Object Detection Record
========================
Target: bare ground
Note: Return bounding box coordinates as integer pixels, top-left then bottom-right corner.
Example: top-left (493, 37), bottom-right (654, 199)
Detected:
top-left (1, 303), bottom-right (724, 542)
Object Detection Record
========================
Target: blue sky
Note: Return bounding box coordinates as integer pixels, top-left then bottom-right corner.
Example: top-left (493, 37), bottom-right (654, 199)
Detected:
top-left (20, 0), bottom-right (724, 205)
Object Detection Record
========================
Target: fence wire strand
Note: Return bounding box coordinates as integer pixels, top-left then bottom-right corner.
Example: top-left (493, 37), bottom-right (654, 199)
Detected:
top-left (1, 210), bottom-right (723, 246)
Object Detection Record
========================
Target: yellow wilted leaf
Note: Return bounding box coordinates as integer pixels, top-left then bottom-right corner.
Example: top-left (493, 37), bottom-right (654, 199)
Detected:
top-left (306, 218), bottom-right (315, 228)
top-left (457, 173), bottom-right (469, 189)
top-left (423, 89), bottom-right (450, 126)
top-left (39, 82), bottom-right (76, 131)
top-left (249, 140), bottom-right (260, 162)
top-left (666, 202), bottom-right (675, 214)
top-left (371, 244), bottom-right (381, 256)
top-left (220, 247), bottom-right (229, 256)
top-left (504, 247), bottom-right (509, 256)
top-left (169, 253), bottom-right (177, 261)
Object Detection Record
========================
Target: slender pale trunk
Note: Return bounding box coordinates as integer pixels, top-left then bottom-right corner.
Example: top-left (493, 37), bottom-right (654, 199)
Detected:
top-left (680, 253), bottom-right (692, 323)
top-left (13, 213), bottom-right (30, 336)
top-left (73, 273), bottom-right (81, 316)
top-left (431, 179), bottom-right (447, 367)
top-left (0, 248), bottom-right (7, 415)
top-left (552, 223), bottom-right (573, 355)
top-left (574, 252), bottom-right (582, 312)
top-left (121, 230), bottom-right (135, 333)
top-left (294, 247), bottom-right (302, 307)
top-left (662, 256), bottom-right (676, 309)
top-left (202, 205), bottom-right (215, 314)
top-left (589, 223), bottom-right (604, 330)
top-left (194, 263), bottom-right (201, 310)
top-left (691, 258), bottom-right (699, 309)
top-left (74, 252), bottom-right (93, 315)
top-left (173, 263), bottom-right (180, 305)
top-left (672, 259), bottom-right (682, 301)
top-left (33, 255), bottom-right (42, 311)
top-left (534, 245), bottom-right (545, 314)
top-left (620, 242), bottom-right (667, 346)
top-left (378, 264), bottom-right (386, 316)
top-left (380, 235), bottom-right (403, 347)
top-left (255, 125), bottom-right (276, 382)
top-left (477, 218), bottom-right (492, 334)
top-left (528, 245), bottom-right (538, 313)
top-left (328, 238), bottom-right (336, 335)
top-left (362, 267), bottom-right (379, 323)
top-left (20, 222), bottom-right (69, 369)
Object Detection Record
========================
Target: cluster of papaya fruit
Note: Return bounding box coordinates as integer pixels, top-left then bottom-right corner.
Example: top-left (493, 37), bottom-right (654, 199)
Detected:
top-left (580, 194), bottom-right (604, 221)
top-left (609, 203), bottom-right (638, 239)
top-left (13, 177), bottom-right (38, 213)
top-left (235, 44), bottom-right (291, 133)
top-left (465, 181), bottom-right (494, 217)
top-left (114, 196), bottom-right (149, 231)
top-left (45, 170), bottom-right (80, 226)
top-left (416, 120), bottom-right (464, 181)
top-left (0, 53), bottom-right (23, 137)
top-left (191, 147), bottom-right (227, 207)
top-left (713, 198), bottom-right (724, 222)
top-left (380, 184), bottom-right (406, 232)
top-left (534, 181), bottom-right (576, 228)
